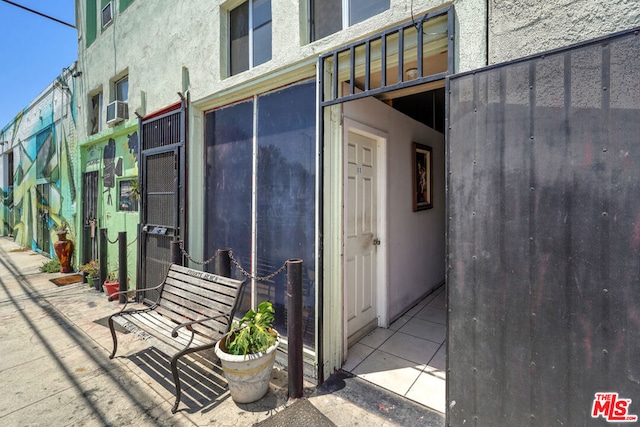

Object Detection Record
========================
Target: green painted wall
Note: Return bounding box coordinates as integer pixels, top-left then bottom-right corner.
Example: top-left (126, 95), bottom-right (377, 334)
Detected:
top-left (80, 121), bottom-right (139, 288)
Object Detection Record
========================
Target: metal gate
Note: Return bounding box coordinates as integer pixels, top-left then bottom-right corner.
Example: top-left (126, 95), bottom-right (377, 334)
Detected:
top-left (448, 28), bottom-right (640, 425)
top-left (138, 102), bottom-right (185, 303)
top-left (82, 171), bottom-right (99, 263)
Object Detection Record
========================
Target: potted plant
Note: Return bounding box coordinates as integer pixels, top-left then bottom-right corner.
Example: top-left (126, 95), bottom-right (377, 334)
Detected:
top-left (214, 301), bottom-right (281, 403)
top-left (79, 260), bottom-right (100, 288)
top-left (103, 271), bottom-right (119, 299)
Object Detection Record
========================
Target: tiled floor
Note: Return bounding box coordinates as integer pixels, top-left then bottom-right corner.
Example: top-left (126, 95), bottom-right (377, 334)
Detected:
top-left (342, 286), bottom-right (446, 413)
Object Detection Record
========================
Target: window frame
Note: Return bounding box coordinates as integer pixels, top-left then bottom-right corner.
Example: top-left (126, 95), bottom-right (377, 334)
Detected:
top-left (114, 75), bottom-right (129, 102)
top-left (310, 0), bottom-right (389, 42)
top-left (228, 0), bottom-right (272, 76)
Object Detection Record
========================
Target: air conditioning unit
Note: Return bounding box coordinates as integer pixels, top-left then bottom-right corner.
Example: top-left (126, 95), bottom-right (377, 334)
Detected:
top-left (106, 101), bottom-right (128, 125)
top-left (101, 2), bottom-right (113, 28)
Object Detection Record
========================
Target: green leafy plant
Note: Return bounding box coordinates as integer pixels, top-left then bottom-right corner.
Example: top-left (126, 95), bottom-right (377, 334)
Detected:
top-left (79, 260), bottom-right (99, 278)
top-left (106, 271), bottom-right (118, 282)
top-left (39, 259), bottom-right (61, 273)
top-left (226, 301), bottom-right (278, 356)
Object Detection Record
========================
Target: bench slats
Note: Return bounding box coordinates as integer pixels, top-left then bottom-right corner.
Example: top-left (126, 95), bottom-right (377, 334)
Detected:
top-left (161, 278), bottom-right (236, 310)
top-left (163, 275), bottom-right (239, 301)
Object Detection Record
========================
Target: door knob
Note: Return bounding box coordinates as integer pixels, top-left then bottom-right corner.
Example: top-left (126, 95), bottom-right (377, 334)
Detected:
top-left (373, 237), bottom-right (381, 246)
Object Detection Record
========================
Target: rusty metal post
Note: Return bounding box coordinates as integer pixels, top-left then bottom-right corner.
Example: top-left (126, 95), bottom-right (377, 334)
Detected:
top-left (171, 240), bottom-right (182, 266)
top-left (118, 232), bottom-right (127, 303)
top-left (287, 258), bottom-right (304, 399)
top-left (98, 228), bottom-right (107, 292)
top-left (216, 248), bottom-right (231, 277)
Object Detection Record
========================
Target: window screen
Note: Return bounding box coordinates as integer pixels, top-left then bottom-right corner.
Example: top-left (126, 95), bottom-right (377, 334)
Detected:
top-left (257, 81), bottom-right (316, 346)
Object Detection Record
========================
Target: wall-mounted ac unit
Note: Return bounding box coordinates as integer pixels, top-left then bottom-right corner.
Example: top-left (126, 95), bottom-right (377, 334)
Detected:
top-left (106, 101), bottom-right (128, 125)
top-left (101, 2), bottom-right (113, 28)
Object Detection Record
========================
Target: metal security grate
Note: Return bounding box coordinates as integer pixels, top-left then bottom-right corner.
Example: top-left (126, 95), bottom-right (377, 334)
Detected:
top-left (145, 151), bottom-right (176, 226)
top-left (139, 102), bottom-right (185, 302)
top-left (82, 171), bottom-right (99, 262)
top-left (142, 112), bottom-right (182, 150)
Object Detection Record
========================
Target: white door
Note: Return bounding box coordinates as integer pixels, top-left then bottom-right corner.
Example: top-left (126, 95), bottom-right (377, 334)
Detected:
top-left (345, 129), bottom-right (378, 340)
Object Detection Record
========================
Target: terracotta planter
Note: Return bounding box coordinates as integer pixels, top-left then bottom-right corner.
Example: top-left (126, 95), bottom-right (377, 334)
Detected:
top-left (214, 332), bottom-right (281, 403)
top-left (53, 231), bottom-right (74, 273)
top-left (103, 280), bottom-right (119, 299)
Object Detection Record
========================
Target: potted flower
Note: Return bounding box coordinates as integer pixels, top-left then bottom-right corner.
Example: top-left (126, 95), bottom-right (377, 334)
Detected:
top-left (103, 271), bottom-right (119, 299)
top-left (79, 260), bottom-right (100, 290)
top-left (214, 301), bottom-right (281, 403)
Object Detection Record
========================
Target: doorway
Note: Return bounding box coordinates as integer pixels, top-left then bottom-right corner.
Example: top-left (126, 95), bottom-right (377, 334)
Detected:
top-left (340, 86), bottom-right (446, 413)
top-left (344, 121), bottom-right (388, 346)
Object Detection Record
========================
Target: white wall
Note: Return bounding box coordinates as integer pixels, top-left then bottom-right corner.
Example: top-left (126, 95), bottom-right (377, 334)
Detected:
top-left (344, 96), bottom-right (446, 322)
top-left (489, 0), bottom-right (640, 64)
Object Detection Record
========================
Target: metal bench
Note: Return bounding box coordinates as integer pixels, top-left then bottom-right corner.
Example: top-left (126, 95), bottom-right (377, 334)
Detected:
top-left (107, 264), bottom-right (246, 413)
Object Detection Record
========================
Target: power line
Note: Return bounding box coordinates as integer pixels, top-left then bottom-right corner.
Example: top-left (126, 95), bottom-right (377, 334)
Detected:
top-left (1, 0), bottom-right (75, 29)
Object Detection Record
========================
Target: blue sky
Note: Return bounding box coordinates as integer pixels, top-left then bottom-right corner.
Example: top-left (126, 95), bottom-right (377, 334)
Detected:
top-left (0, 1), bottom-right (77, 128)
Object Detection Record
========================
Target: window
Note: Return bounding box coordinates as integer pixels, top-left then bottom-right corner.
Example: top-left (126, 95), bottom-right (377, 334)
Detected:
top-left (36, 127), bottom-right (55, 181)
top-left (90, 92), bottom-right (102, 135)
top-left (204, 81), bottom-right (317, 347)
top-left (115, 76), bottom-right (128, 102)
top-left (101, 1), bottom-right (113, 28)
top-left (7, 151), bottom-right (13, 188)
top-left (118, 179), bottom-right (139, 212)
top-left (229, 0), bottom-right (272, 76)
top-left (311, 0), bottom-right (389, 41)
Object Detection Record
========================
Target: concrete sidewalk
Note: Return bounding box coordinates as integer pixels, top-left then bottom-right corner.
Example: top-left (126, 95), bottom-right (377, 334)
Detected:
top-left (0, 237), bottom-right (443, 426)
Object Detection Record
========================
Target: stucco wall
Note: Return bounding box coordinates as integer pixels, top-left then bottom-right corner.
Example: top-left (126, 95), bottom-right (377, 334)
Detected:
top-left (75, 0), bottom-right (487, 142)
top-left (344, 96), bottom-right (446, 322)
top-left (489, 0), bottom-right (640, 64)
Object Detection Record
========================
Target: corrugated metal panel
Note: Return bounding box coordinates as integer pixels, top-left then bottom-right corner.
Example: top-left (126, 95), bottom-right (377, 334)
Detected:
top-left (448, 29), bottom-right (640, 426)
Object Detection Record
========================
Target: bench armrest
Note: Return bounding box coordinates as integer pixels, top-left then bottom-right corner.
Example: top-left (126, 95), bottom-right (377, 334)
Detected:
top-left (171, 312), bottom-right (230, 338)
top-left (112, 282), bottom-right (165, 313)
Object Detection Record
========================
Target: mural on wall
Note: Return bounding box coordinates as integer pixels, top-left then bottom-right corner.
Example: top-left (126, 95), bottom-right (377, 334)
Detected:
top-left (127, 132), bottom-right (139, 162)
top-left (0, 70), bottom-right (78, 257)
top-left (103, 138), bottom-right (123, 205)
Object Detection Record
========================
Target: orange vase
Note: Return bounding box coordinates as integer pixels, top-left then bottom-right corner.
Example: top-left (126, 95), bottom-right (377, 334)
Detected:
top-left (54, 231), bottom-right (74, 273)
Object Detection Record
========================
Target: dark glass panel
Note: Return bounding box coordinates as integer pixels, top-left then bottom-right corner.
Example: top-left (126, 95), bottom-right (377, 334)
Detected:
top-left (257, 81), bottom-right (316, 347)
top-left (230, 2), bottom-right (250, 75)
top-left (349, 0), bottom-right (389, 26)
top-left (204, 100), bottom-right (254, 314)
top-left (312, 0), bottom-right (342, 41)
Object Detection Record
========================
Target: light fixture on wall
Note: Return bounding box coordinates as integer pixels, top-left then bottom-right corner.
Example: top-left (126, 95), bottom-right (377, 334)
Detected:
top-left (405, 68), bottom-right (418, 80)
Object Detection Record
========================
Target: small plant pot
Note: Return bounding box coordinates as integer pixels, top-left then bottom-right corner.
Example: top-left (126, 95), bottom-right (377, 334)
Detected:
top-left (214, 332), bottom-right (281, 404)
top-left (103, 280), bottom-right (119, 298)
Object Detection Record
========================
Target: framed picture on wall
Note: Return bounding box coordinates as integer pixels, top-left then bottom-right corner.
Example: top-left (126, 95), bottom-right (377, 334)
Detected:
top-left (412, 142), bottom-right (433, 211)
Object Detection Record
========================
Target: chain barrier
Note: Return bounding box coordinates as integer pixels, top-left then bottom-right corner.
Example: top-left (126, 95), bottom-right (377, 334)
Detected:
top-left (126, 236), bottom-right (138, 248)
top-left (179, 240), bottom-right (221, 266)
top-left (178, 241), bottom-right (288, 282)
top-left (228, 250), bottom-right (287, 282)
top-left (106, 233), bottom-right (119, 245)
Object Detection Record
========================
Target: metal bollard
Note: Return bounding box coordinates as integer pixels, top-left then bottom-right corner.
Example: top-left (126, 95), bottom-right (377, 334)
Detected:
top-left (286, 258), bottom-right (304, 399)
top-left (99, 228), bottom-right (107, 293)
top-left (216, 248), bottom-right (231, 277)
top-left (118, 232), bottom-right (127, 303)
top-left (171, 240), bottom-right (183, 266)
